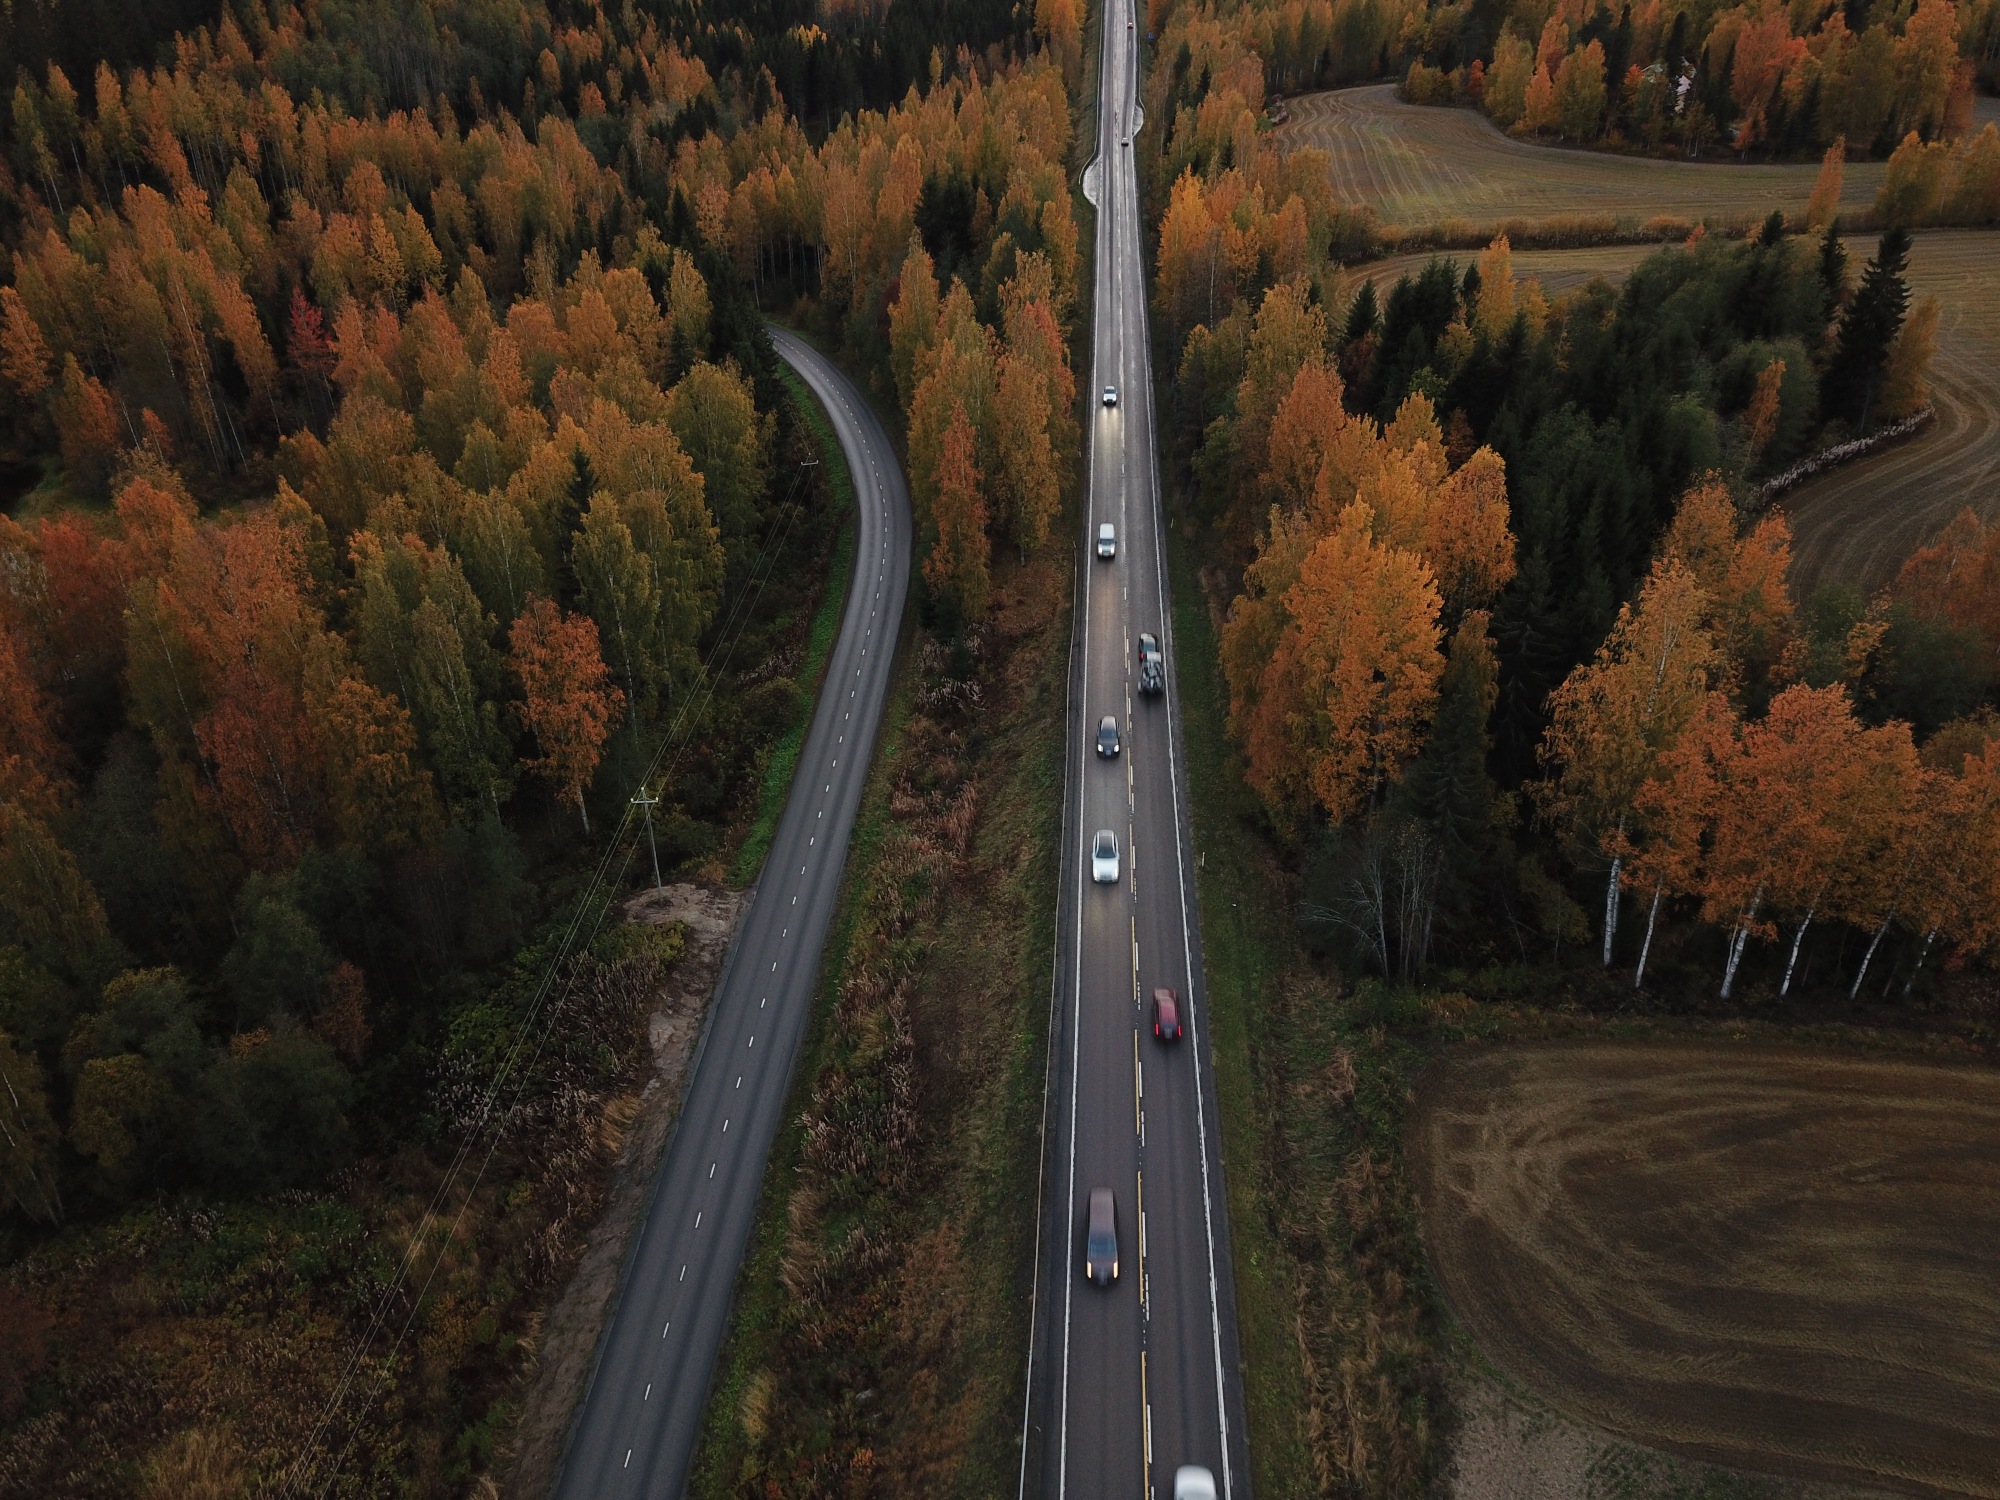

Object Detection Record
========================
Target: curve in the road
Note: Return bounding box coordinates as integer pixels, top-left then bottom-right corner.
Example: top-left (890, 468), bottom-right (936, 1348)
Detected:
top-left (551, 327), bottom-right (911, 1500)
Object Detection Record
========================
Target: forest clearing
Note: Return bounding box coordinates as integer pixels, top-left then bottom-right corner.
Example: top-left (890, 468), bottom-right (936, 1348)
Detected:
top-left (1337, 231), bottom-right (2000, 593)
top-left (1275, 84), bottom-right (1892, 232)
top-left (1411, 1040), bottom-right (2000, 1498)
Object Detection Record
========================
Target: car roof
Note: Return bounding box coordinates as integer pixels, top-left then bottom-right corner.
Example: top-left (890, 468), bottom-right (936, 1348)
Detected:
top-left (1100, 715), bottom-right (1117, 728)
top-left (1088, 1187), bottom-right (1114, 1222)
top-left (1094, 828), bottom-right (1115, 847)
top-left (1152, 987), bottom-right (1177, 1005)
top-left (1098, 521), bottom-right (1114, 532)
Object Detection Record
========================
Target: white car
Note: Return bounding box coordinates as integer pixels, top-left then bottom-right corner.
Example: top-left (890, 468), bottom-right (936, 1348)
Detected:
top-left (1097, 522), bottom-right (1116, 559)
top-left (1091, 829), bottom-right (1120, 884)
top-left (1174, 1467), bottom-right (1217, 1500)
top-left (1102, 384), bottom-right (1119, 407)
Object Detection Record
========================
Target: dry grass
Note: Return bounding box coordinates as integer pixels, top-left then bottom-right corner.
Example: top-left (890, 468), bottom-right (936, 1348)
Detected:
top-left (1277, 85), bottom-right (1889, 232)
top-left (1411, 1040), bottom-right (2000, 1498)
top-left (691, 542), bottom-right (1070, 1499)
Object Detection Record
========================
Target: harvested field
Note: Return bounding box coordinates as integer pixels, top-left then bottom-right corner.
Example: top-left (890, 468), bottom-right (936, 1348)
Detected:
top-left (1779, 232), bottom-right (2000, 590)
top-left (1339, 230), bottom-right (2000, 594)
top-left (1411, 1041), bottom-right (2000, 1498)
top-left (1278, 85), bottom-right (1887, 231)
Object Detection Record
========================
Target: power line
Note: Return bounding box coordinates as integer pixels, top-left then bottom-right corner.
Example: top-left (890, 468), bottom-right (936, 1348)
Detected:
top-left (282, 442), bottom-right (824, 1498)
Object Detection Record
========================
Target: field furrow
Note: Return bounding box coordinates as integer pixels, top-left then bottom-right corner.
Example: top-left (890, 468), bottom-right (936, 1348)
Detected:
top-left (1279, 85), bottom-right (1889, 229)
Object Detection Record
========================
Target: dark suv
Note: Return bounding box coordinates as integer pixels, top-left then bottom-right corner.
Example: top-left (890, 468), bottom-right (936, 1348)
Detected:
top-left (1085, 1189), bottom-right (1119, 1285)
top-left (1137, 632), bottom-right (1164, 696)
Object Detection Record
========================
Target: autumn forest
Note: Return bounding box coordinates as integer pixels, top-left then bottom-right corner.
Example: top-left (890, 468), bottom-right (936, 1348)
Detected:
top-left (2, 0), bottom-right (1999, 1489)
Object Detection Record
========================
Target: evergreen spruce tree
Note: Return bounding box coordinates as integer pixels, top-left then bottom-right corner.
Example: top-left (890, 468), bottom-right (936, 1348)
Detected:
top-left (1825, 227), bottom-right (1911, 429)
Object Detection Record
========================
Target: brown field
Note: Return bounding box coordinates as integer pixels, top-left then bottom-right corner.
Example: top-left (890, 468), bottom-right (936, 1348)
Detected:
top-left (1338, 230), bottom-right (2000, 594)
top-left (1410, 1041), bottom-right (2000, 1498)
top-left (1277, 84), bottom-right (1889, 230)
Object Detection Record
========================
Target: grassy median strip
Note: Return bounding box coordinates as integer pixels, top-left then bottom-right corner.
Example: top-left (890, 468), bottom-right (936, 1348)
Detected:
top-left (731, 364), bottom-right (859, 888)
top-left (692, 499), bottom-right (1071, 1497)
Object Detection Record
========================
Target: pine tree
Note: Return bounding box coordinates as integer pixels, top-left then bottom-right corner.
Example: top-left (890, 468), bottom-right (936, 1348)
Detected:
top-left (1825, 227), bottom-right (1911, 429)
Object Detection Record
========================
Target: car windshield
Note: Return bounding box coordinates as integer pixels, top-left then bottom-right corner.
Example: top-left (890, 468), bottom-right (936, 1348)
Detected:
top-left (1094, 832), bottom-right (1114, 856)
top-left (1087, 1227), bottom-right (1114, 1255)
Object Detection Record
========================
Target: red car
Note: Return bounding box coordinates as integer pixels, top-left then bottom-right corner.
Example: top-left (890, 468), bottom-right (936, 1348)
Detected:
top-left (1152, 987), bottom-right (1182, 1041)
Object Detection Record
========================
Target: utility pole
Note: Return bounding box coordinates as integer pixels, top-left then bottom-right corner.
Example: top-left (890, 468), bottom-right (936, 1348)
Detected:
top-left (631, 786), bottom-right (663, 894)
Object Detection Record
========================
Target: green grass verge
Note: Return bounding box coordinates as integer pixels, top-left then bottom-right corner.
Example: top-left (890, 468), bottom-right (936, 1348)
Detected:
top-left (729, 363), bottom-right (858, 888)
top-left (691, 436), bottom-right (1072, 1498)
top-left (691, 629), bottom-right (916, 1497)
top-left (1162, 512), bottom-right (1319, 1496)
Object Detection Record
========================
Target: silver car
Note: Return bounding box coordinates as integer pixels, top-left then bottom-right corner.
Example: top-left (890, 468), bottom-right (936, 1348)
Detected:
top-left (1173, 1467), bottom-right (1217, 1500)
top-left (1091, 828), bottom-right (1120, 884)
top-left (1097, 522), bottom-right (1116, 559)
top-left (1102, 384), bottom-right (1119, 407)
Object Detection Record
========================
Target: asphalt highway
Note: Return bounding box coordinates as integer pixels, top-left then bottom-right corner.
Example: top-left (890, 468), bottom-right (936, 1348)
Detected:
top-left (1019, 1), bottom-right (1253, 1495)
top-left (552, 327), bottom-right (911, 1499)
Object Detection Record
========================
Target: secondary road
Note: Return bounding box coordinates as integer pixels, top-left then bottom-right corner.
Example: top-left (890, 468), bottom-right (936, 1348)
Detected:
top-left (1020, 0), bottom-right (1253, 1496)
top-left (552, 327), bottom-right (911, 1499)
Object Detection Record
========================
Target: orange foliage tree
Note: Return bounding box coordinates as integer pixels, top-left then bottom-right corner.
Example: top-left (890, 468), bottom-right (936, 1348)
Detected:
top-left (508, 596), bottom-right (623, 830)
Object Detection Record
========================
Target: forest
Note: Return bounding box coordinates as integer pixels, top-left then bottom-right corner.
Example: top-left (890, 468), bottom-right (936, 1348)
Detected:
top-left (1143, 0), bottom-right (1996, 997)
top-left (1404, 0), bottom-right (1993, 158)
top-left (1, 0), bottom-right (1088, 1480)
top-left (0, 0), bottom-right (915, 1489)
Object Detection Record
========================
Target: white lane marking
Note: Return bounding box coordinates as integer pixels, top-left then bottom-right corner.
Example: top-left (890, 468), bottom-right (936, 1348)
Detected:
top-left (625, 1449), bottom-right (632, 1469)
top-left (661, 1322), bottom-right (669, 1337)
top-left (694, 1212), bottom-right (702, 1228)
top-left (723, 1119), bottom-right (728, 1131)
top-left (644, 1384), bottom-right (652, 1400)
top-left (678, 1266), bottom-right (686, 1281)
top-left (748, 1036), bottom-right (754, 1048)
top-left (736, 1076), bottom-right (742, 1087)
top-left (710, 1163), bottom-right (716, 1179)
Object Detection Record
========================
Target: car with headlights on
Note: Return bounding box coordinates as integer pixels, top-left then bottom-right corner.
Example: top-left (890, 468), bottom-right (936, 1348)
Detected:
top-left (1096, 522), bottom-right (1116, 559)
top-left (1096, 715), bottom-right (1121, 757)
top-left (1091, 829), bottom-right (1120, 884)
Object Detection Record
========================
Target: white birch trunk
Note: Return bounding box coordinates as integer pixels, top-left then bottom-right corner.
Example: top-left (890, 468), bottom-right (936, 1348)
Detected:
top-left (1780, 906), bottom-right (1814, 997)
top-left (1850, 915), bottom-right (1893, 1000)
top-left (1634, 884), bottom-right (1664, 990)
top-left (1902, 928), bottom-right (1938, 998)
top-left (1602, 852), bottom-right (1622, 967)
top-left (1720, 888), bottom-right (1762, 999)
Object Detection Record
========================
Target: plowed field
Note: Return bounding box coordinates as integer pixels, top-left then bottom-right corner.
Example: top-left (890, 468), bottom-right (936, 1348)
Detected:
top-left (1276, 84), bottom-right (1888, 230)
top-left (1338, 230), bottom-right (2000, 594)
top-left (1411, 1041), bottom-right (2000, 1497)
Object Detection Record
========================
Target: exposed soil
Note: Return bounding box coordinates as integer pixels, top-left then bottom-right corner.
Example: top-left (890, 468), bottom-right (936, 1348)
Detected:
top-left (1411, 1040), bottom-right (2000, 1499)
top-left (1275, 85), bottom-right (1889, 230)
top-left (502, 882), bottom-right (746, 1500)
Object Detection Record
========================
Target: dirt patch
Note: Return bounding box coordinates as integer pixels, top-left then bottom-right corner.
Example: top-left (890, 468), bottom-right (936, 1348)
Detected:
top-left (1277, 85), bottom-right (1888, 230)
top-left (502, 882), bottom-right (746, 1499)
top-left (1411, 1041), bottom-right (2000, 1498)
